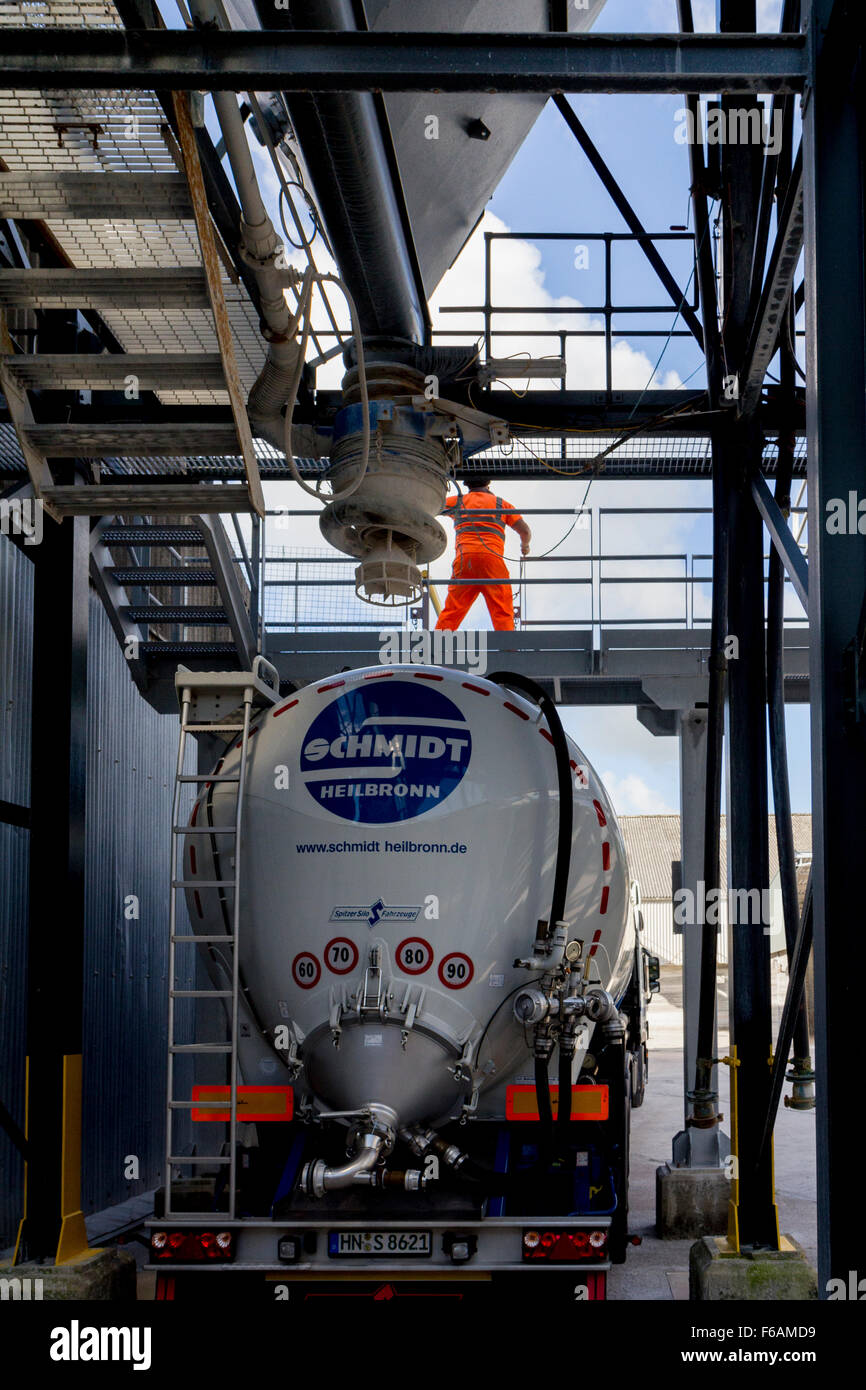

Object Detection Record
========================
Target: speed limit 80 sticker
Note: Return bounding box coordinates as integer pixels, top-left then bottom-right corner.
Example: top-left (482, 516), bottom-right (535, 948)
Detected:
top-left (396, 938), bottom-right (433, 975)
top-left (438, 952), bottom-right (474, 989)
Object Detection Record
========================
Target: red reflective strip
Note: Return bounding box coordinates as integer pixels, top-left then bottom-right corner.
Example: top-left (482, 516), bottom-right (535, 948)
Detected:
top-left (588, 928), bottom-right (602, 956)
top-left (234, 725), bottom-right (259, 750)
top-left (602, 842), bottom-right (610, 871)
top-left (193, 891), bottom-right (203, 919)
top-left (504, 701), bottom-right (530, 720)
top-left (190, 800), bottom-right (199, 826)
top-left (317, 680), bottom-right (345, 693)
top-left (569, 758), bottom-right (577, 770)
top-left (273, 699), bottom-right (299, 717)
top-left (415, 672), bottom-right (444, 681)
top-left (540, 728), bottom-right (554, 743)
top-left (593, 799), bottom-right (607, 827)
top-left (463, 682), bottom-right (490, 695)
top-left (190, 846), bottom-right (197, 874)
top-left (600, 886), bottom-right (610, 915)
top-left (365, 670), bottom-right (394, 679)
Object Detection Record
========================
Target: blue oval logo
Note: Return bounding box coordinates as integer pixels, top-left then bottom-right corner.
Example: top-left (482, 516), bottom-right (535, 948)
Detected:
top-left (300, 680), bottom-right (472, 823)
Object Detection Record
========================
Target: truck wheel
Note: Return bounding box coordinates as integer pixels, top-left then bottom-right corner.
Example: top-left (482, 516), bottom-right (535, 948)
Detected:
top-left (629, 1044), bottom-right (647, 1109)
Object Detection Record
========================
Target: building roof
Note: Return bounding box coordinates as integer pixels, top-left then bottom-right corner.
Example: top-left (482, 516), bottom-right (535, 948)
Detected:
top-left (619, 814), bottom-right (813, 902)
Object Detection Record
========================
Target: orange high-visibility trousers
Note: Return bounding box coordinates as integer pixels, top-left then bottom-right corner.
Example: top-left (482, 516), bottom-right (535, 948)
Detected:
top-left (435, 548), bottom-right (515, 631)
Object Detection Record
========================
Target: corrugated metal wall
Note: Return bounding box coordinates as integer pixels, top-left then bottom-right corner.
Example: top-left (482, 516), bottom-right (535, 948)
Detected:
top-left (0, 534), bottom-right (196, 1245)
top-left (641, 900), bottom-right (730, 967)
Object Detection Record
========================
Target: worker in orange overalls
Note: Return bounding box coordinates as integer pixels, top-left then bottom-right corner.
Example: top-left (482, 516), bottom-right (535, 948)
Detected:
top-left (435, 478), bottom-right (531, 632)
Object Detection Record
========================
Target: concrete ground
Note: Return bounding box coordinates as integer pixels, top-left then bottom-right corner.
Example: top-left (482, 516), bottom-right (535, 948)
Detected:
top-left (608, 968), bottom-right (817, 1300)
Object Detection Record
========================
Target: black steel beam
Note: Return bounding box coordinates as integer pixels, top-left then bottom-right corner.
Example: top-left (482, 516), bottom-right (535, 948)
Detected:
top-left (803, 0), bottom-right (866, 1294)
top-left (751, 471), bottom-right (809, 610)
top-left (0, 30), bottom-right (808, 94)
top-left (16, 508), bottom-right (89, 1264)
top-left (756, 871), bottom-right (813, 1174)
top-left (0, 797), bottom-right (30, 829)
top-left (552, 96), bottom-right (703, 349)
top-left (740, 144), bottom-right (803, 416)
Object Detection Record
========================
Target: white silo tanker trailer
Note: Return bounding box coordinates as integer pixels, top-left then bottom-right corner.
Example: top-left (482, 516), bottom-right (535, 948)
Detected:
top-left (150, 661), bottom-right (657, 1300)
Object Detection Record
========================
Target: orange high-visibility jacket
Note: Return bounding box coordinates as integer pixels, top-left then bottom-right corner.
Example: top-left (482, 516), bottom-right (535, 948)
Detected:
top-left (443, 490), bottom-right (524, 556)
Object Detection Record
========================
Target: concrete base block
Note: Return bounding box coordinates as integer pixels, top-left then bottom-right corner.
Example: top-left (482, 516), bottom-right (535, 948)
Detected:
top-left (3, 1247), bottom-right (136, 1301)
top-left (656, 1162), bottom-right (730, 1238)
top-left (690, 1235), bottom-right (818, 1301)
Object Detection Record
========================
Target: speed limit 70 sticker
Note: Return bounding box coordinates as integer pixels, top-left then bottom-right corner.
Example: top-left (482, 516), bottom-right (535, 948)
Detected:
top-left (438, 952), bottom-right (474, 989)
top-left (324, 938), bottom-right (358, 975)
top-left (292, 952), bottom-right (321, 989)
top-left (396, 937), bottom-right (433, 975)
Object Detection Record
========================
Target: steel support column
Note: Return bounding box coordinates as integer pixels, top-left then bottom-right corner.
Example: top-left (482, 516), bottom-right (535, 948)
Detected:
top-left (15, 512), bottom-right (89, 1264)
top-left (802, 0), bottom-right (866, 1293)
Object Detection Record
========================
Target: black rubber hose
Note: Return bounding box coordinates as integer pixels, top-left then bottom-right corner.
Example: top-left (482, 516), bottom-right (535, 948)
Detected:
top-left (557, 1042), bottom-right (573, 1135)
top-left (488, 670), bottom-right (574, 1150)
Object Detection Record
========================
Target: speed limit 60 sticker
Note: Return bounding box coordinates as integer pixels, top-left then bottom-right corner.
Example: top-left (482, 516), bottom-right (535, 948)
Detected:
top-left (324, 938), bottom-right (359, 975)
top-left (396, 938), bottom-right (433, 975)
top-left (292, 952), bottom-right (321, 989)
top-left (438, 952), bottom-right (473, 989)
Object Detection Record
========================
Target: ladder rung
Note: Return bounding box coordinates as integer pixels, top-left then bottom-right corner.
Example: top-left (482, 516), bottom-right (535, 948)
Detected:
top-left (168, 1156), bottom-right (232, 1165)
top-left (169, 1044), bottom-right (233, 1054)
top-left (170, 990), bottom-right (233, 998)
top-left (182, 723), bottom-right (245, 732)
top-left (169, 1100), bottom-right (232, 1109)
top-left (171, 934), bottom-right (235, 943)
top-left (178, 774), bottom-right (240, 783)
top-left (173, 879), bottom-right (235, 888)
top-left (174, 825), bottom-right (237, 834)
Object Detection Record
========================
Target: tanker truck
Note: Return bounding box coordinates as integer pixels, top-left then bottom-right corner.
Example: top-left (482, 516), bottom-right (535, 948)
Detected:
top-left (148, 660), bottom-right (657, 1300)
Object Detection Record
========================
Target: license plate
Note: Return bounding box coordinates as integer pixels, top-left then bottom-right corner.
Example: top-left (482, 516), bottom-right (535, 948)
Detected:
top-left (328, 1230), bottom-right (432, 1258)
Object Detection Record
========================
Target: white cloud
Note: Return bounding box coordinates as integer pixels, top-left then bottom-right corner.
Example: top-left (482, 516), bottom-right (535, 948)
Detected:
top-left (600, 770), bottom-right (675, 814)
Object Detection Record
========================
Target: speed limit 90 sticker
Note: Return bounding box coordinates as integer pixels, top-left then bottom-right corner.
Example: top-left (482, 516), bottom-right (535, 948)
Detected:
top-left (292, 952), bottom-right (321, 989)
top-left (438, 952), bottom-right (474, 989)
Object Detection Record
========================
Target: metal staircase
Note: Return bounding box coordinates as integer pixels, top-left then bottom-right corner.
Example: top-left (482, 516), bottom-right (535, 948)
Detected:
top-left (164, 659), bottom-right (280, 1220)
top-left (90, 514), bottom-right (262, 712)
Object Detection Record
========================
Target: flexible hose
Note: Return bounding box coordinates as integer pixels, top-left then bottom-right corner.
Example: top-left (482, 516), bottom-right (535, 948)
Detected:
top-left (283, 268), bottom-right (371, 505)
top-left (557, 1042), bottom-right (574, 1134)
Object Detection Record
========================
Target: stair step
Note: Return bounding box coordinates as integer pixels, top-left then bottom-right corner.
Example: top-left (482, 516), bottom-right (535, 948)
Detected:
top-left (174, 826), bottom-right (236, 835)
top-left (168, 1156), bottom-right (232, 1164)
top-left (107, 566), bottom-right (215, 585)
top-left (123, 606), bottom-right (228, 623)
top-left (42, 485), bottom-right (250, 516)
top-left (26, 424), bottom-right (242, 457)
top-left (2, 352), bottom-right (226, 390)
top-left (142, 642), bottom-right (239, 655)
top-left (101, 525), bottom-right (206, 546)
top-left (0, 267), bottom-right (210, 310)
top-left (177, 774), bottom-right (241, 784)
top-left (0, 172), bottom-right (194, 221)
top-left (170, 991), bottom-right (234, 999)
top-left (169, 1044), bottom-right (233, 1054)
top-left (171, 935), bottom-right (235, 943)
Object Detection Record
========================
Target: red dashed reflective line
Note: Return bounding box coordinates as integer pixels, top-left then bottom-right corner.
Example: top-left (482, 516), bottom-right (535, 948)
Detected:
top-left (193, 891), bottom-right (203, 920)
top-left (599, 886), bottom-right (610, 915)
top-left (593, 799), bottom-right (607, 827)
top-left (190, 800), bottom-right (199, 826)
top-left (415, 672), bottom-right (444, 681)
top-left (234, 725), bottom-right (259, 750)
top-left (569, 758), bottom-right (577, 770)
top-left (504, 701), bottom-right (530, 720)
top-left (602, 842), bottom-right (611, 871)
top-left (190, 846), bottom-right (197, 874)
top-left (463, 682), bottom-right (490, 696)
top-left (317, 680), bottom-right (345, 693)
top-left (365, 670), bottom-right (394, 679)
top-left (588, 928), bottom-right (603, 957)
top-left (273, 699), bottom-right (299, 718)
top-left (540, 727), bottom-right (553, 744)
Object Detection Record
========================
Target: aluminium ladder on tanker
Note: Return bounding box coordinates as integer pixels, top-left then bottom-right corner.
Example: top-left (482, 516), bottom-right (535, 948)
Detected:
top-left (164, 658), bottom-right (280, 1220)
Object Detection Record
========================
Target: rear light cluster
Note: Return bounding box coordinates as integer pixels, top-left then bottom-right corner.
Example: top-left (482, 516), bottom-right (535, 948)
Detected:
top-left (522, 1228), bottom-right (607, 1261)
top-left (151, 1230), bottom-right (234, 1263)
